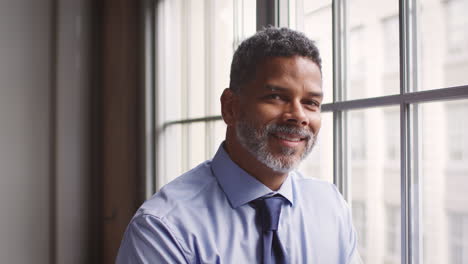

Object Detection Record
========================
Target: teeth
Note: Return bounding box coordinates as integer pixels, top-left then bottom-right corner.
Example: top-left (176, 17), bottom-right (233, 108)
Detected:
top-left (277, 134), bottom-right (301, 141)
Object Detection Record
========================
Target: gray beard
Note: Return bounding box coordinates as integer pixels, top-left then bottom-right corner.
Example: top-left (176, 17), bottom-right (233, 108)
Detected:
top-left (235, 120), bottom-right (316, 173)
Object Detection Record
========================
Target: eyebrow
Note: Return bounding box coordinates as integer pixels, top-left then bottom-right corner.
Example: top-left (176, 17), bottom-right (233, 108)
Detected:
top-left (264, 84), bottom-right (324, 98)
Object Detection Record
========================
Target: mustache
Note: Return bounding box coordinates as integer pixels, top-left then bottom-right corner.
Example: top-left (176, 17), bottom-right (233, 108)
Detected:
top-left (265, 124), bottom-right (314, 140)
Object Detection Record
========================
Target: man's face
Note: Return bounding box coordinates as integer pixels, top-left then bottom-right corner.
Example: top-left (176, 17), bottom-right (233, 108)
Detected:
top-left (232, 56), bottom-right (323, 173)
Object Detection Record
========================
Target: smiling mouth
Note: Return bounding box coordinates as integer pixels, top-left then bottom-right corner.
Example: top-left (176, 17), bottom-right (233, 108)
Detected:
top-left (271, 133), bottom-right (307, 146)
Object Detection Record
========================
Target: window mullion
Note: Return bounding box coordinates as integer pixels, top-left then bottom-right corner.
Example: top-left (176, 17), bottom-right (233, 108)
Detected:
top-left (256, 0), bottom-right (276, 28)
top-left (204, 0), bottom-right (214, 159)
top-left (400, 103), bottom-right (412, 264)
top-left (332, 0), bottom-right (349, 200)
top-left (256, 0), bottom-right (289, 29)
top-left (409, 0), bottom-right (423, 262)
top-left (154, 0), bottom-right (168, 191)
top-left (140, 0), bottom-right (156, 199)
top-left (399, 0), bottom-right (412, 263)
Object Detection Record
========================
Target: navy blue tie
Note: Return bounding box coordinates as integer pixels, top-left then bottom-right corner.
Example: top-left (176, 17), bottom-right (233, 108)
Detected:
top-left (253, 196), bottom-right (287, 264)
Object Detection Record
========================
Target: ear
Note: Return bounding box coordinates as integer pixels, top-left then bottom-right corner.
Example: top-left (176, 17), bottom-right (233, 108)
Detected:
top-left (220, 88), bottom-right (239, 126)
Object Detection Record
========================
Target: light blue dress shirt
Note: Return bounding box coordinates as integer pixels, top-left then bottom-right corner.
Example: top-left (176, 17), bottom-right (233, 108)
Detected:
top-left (116, 144), bottom-right (362, 263)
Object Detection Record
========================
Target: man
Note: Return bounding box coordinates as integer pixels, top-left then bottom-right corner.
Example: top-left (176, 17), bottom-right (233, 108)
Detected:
top-left (116, 27), bottom-right (362, 263)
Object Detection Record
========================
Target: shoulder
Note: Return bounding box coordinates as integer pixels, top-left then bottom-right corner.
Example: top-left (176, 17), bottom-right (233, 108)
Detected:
top-left (139, 160), bottom-right (221, 219)
top-left (117, 161), bottom-right (221, 263)
top-left (290, 172), bottom-right (359, 263)
top-left (117, 212), bottom-right (193, 263)
top-left (291, 171), bottom-right (350, 213)
top-left (118, 160), bottom-right (230, 262)
top-left (118, 160), bottom-right (223, 260)
top-left (292, 171), bottom-right (340, 197)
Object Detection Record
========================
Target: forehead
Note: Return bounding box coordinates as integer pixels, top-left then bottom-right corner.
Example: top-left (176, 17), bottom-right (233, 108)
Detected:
top-left (247, 56), bottom-right (322, 93)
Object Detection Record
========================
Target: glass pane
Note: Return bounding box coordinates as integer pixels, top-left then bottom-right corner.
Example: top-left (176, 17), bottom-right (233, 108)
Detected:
top-left (157, 0), bottom-right (256, 120)
top-left (297, 0), bottom-right (333, 104)
top-left (348, 106), bottom-right (401, 264)
top-left (208, 0), bottom-right (233, 117)
top-left (161, 124), bottom-right (184, 186)
top-left (156, 0), bottom-right (184, 122)
top-left (186, 0), bottom-right (207, 118)
top-left (187, 122), bottom-right (207, 169)
top-left (156, 0), bottom-right (255, 188)
top-left (414, 99), bottom-right (468, 264)
top-left (418, 0), bottom-right (468, 90)
top-left (211, 120), bottom-right (227, 156)
top-left (348, 0), bottom-right (400, 99)
top-left (160, 120), bottom-right (224, 188)
top-left (209, 0), bottom-right (256, 116)
top-left (298, 112), bottom-right (333, 183)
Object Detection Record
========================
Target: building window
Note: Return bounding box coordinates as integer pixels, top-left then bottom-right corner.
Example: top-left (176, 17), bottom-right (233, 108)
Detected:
top-left (446, 102), bottom-right (468, 162)
top-left (384, 109), bottom-right (399, 162)
top-left (382, 15), bottom-right (399, 74)
top-left (350, 112), bottom-right (366, 161)
top-left (349, 26), bottom-right (366, 100)
top-left (385, 205), bottom-right (400, 258)
top-left (352, 201), bottom-right (367, 252)
top-left (449, 213), bottom-right (468, 264)
top-left (445, 0), bottom-right (468, 59)
top-left (349, 26), bottom-right (366, 79)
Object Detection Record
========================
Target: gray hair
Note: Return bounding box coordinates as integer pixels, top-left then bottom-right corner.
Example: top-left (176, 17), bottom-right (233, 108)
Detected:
top-left (229, 27), bottom-right (322, 94)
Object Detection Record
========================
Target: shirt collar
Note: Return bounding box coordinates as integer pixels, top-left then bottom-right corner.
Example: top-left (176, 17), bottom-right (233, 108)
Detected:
top-left (211, 143), bottom-right (294, 208)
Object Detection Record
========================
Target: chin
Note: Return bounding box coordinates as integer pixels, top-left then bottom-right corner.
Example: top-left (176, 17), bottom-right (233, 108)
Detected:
top-left (259, 151), bottom-right (302, 173)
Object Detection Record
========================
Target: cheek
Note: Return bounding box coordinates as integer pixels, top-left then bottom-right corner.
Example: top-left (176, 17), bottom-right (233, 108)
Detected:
top-left (255, 104), bottom-right (285, 121)
top-left (309, 114), bottom-right (322, 134)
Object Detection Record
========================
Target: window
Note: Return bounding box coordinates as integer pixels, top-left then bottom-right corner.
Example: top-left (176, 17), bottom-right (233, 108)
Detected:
top-left (347, 0), bottom-right (400, 99)
top-left (297, 113), bottom-right (334, 183)
top-left (349, 26), bottom-right (365, 79)
top-left (155, 0), bottom-right (255, 185)
top-left (386, 205), bottom-right (401, 259)
top-left (448, 213), bottom-right (468, 264)
top-left (350, 112), bottom-right (366, 161)
top-left (150, 1), bottom-right (468, 264)
top-left (382, 15), bottom-right (400, 75)
top-left (445, 0), bottom-right (468, 59)
top-left (419, 0), bottom-right (468, 90)
top-left (416, 99), bottom-right (468, 263)
top-left (352, 201), bottom-right (367, 255)
top-left (446, 102), bottom-right (468, 162)
top-left (349, 26), bottom-right (366, 100)
top-left (301, 0), bottom-right (333, 104)
top-left (384, 109), bottom-right (399, 162)
top-left (295, 0), bottom-right (468, 264)
top-left (346, 105), bottom-right (400, 263)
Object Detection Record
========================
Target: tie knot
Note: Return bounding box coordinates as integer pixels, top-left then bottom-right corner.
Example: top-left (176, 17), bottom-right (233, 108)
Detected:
top-left (253, 195), bottom-right (285, 231)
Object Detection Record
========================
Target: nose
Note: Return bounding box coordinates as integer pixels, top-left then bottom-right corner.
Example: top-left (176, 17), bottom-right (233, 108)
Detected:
top-left (283, 101), bottom-right (309, 126)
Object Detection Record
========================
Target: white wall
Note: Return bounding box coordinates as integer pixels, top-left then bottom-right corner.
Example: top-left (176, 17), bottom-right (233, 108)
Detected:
top-left (0, 0), bottom-right (91, 263)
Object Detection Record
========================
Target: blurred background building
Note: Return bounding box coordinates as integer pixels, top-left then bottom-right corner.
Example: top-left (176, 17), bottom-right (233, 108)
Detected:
top-left (0, 0), bottom-right (467, 263)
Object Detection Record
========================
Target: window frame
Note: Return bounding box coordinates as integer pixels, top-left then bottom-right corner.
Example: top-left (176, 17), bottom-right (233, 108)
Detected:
top-left (145, 1), bottom-right (468, 264)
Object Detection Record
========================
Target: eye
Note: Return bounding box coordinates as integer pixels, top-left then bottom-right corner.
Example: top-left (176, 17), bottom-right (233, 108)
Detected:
top-left (302, 99), bottom-right (321, 109)
top-left (264, 94), bottom-right (286, 102)
top-left (267, 94), bottom-right (282, 100)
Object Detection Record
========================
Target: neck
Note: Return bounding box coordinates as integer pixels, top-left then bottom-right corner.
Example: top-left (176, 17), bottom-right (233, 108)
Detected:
top-left (224, 130), bottom-right (289, 191)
